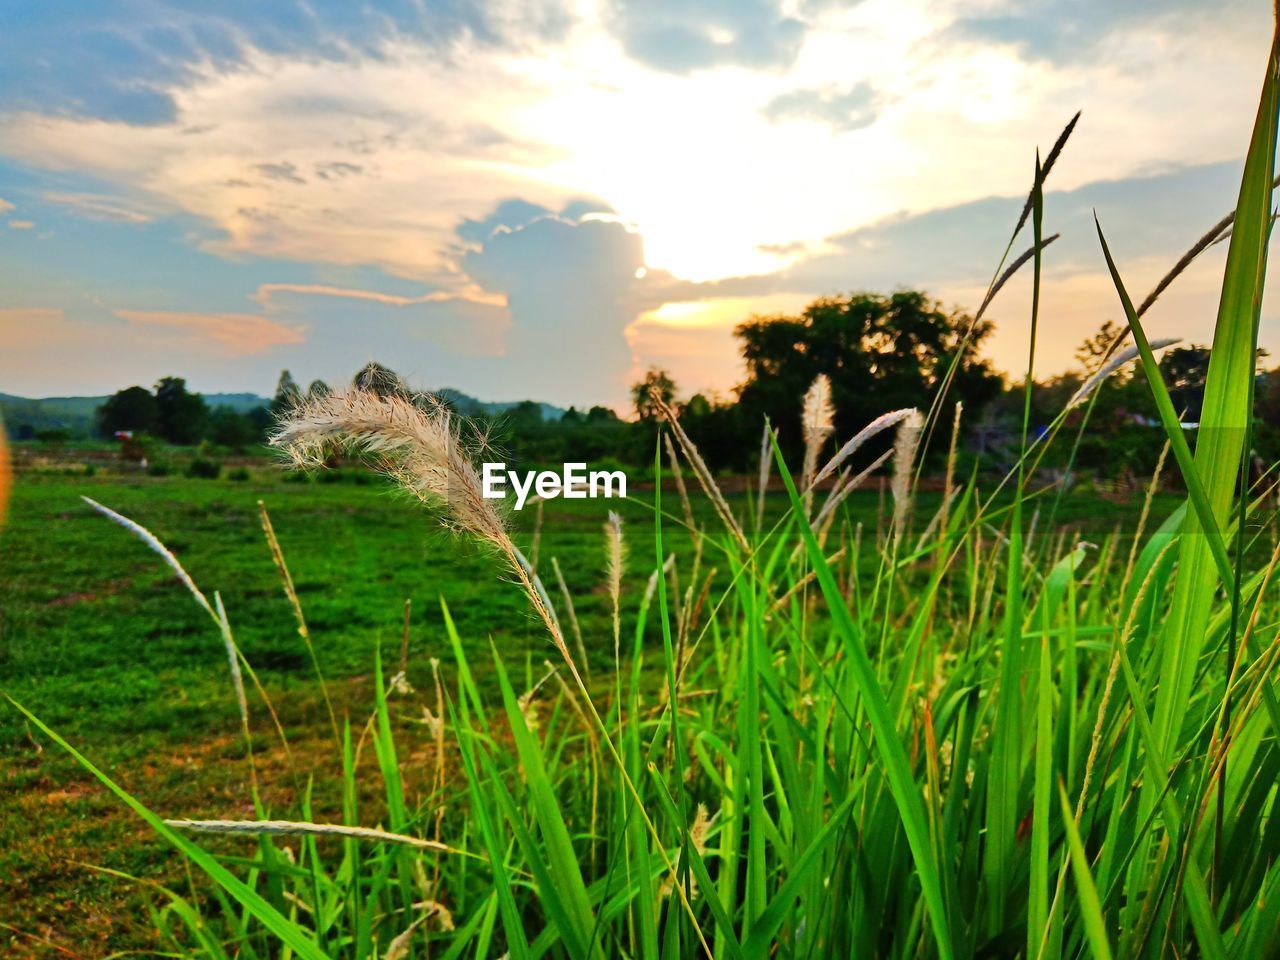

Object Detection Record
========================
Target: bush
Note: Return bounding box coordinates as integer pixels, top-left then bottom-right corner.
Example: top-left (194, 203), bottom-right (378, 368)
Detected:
top-left (185, 458), bottom-right (221, 480)
top-left (227, 467), bottom-right (250, 482)
top-left (146, 461), bottom-right (172, 477)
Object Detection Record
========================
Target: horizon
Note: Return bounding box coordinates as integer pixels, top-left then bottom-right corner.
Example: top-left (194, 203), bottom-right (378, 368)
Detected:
top-left (2, 0), bottom-right (1278, 409)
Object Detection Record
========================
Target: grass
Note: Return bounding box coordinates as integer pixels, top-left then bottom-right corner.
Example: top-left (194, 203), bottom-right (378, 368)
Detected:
top-left (1, 471), bottom-right (1169, 953)
top-left (4, 12), bottom-right (1279, 959)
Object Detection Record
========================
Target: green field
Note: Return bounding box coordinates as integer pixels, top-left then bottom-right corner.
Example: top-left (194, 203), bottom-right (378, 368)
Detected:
top-left (1, 465), bottom-right (1178, 955)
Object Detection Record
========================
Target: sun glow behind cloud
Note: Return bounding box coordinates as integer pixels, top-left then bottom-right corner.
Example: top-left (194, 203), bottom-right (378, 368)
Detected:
top-left (0, 0), bottom-right (1274, 404)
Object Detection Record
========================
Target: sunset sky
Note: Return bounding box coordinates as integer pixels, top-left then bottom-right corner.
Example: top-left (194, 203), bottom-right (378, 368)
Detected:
top-left (0, 0), bottom-right (1275, 410)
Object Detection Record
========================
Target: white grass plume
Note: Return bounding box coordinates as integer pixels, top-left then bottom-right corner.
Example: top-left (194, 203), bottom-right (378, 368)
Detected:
top-left (890, 409), bottom-right (924, 545)
top-left (649, 389), bottom-right (749, 552)
top-left (604, 511), bottom-right (626, 662)
top-left (801, 374), bottom-right (835, 509)
top-left (272, 389), bottom-right (505, 548)
top-left (271, 388), bottom-right (565, 658)
top-left (164, 818), bottom-right (457, 853)
top-left (83, 496), bottom-right (249, 735)
top-left (813, 408), bottom-right (917, 488)
top-left (82, 496), bottom-right (214, 618)
top-left (664, 432), bottom-right (696, 533)
top-left (814, 449), bottom-right (892, 542)
top-left (756, 419), bottom-right (772, 531)
top-left (1066, 338), bottom-right (1180, 410)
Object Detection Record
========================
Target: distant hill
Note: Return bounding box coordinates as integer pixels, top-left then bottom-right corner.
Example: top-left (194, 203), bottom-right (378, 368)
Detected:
top-left (0, 387), bottom-right (568, 438)
top-left (0, 391), bottom-right (271, 437)
top-left (436, 388), bottom-right (565, 421)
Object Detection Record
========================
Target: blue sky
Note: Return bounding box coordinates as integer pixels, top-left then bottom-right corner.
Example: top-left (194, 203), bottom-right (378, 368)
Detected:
top-left (0, 0), bottom-right (1273, 408)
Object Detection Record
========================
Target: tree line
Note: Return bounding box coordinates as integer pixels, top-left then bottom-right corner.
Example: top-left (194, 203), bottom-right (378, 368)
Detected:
top-left (83, 290), bottom-right (1280, 478)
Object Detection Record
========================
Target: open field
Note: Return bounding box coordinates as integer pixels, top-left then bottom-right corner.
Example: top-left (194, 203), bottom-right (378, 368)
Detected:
top-left (1, 467), bottom-right (1179, 955)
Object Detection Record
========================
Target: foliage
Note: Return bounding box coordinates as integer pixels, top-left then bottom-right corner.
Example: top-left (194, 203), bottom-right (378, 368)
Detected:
top-left (735, 290), bottom-right (1004, 459)
top-left (96, 385), bottom-right (159, 438)
top-left (154, 377), bottom-right (210, 445)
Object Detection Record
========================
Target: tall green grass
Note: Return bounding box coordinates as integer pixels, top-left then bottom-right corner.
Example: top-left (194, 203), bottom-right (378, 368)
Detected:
top-left (10, 15), bottom-right (1280, 960)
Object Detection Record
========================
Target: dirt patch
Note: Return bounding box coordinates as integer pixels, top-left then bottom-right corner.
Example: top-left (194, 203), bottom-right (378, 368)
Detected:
top-left (45, 578), bottom-right (131, 608)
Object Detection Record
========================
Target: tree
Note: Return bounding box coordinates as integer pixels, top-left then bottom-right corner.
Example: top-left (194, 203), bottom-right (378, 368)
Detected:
top-left (306, 379), bottom-right (331, 400)
top-left (1075, 320), bottom-right (1123, 375)
top-left (208, 406), bottom-right (257, 450)
top-left (96, 386), bottom-right (158, 438)
top-left (1159, 346), bottom-right (1212, 422)
top-left (735, 291), bottom-right (1002, 459)
top-left (154, 376), bottom-right (208, 445)
top-left (272, 370), bottom-right (302, 414)
top-left (632, 368), bottom-right (677, 420)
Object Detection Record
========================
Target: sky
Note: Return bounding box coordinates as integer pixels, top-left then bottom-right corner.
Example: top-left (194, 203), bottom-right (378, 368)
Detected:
top-left (0, 0), bottom-right (1275, 411)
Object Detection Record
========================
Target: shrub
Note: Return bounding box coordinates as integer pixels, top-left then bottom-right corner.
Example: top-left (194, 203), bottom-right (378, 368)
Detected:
top-left (185, 458), bottom-right (221, 480)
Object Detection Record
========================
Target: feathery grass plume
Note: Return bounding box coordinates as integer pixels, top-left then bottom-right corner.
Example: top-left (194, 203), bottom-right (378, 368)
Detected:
top-left (663, 432), bottom-right (697, 533)
top-left (83, 496), bottom-right (214, 618)
top-left (164, 819), bottom-right (458, 853)
top-left (384, 902), bottom-right (455, 960)
top-left (756, 417), bottom-right (772, 531)
top-left (815, 449), bottom-right (892, 544)
top-left (813, 408), bottom-right (916, 487)
top-left (1066, 338), bottom-right (1181, 410)
top-left (940, 401), bottom-right (963, 536)
top-left (890, 409), bottom-right (924, 545)
top-left (259, 499), bottom-right (338, 741)
top-left (276, 388), bottom-right (706, 937)
top-left (270, 389), bottom-right (567, 659)
top-left (530, 500), bottom-right (544, 577)
top-left (551, 556), bottom-right (590, 683)
top-left (213, 593), bottom-right (250, 737)
top-left (648, 388), bottom-right (749, 552)
top-left (604, 511), bottom-right (625, 660)
top-left (801, 374), bottom-right (836, 512)
top-left (83, 497), bottom-right (257, 755)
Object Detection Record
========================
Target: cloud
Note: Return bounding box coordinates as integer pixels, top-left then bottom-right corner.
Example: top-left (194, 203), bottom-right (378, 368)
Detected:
top-left (0, 0), bottom-right (1274, 406)
top-left (0, 197), bottom-right (12, 213)
top-left (255, 161), bottom-right (307, 184)
top-left (947, 0), bottom-right (1251, 64)
top-left (43, 191), bottom-right (151, 223)
top-left (0, 0), bottom-right (573, 126)
top-left (252, 282), bottom-right (505, 309)
top-left (8, 220), bottom-right (34, 229)
top-left (762, 81), bottom-right (879, 132)
top-left (115, 309), bottom-right (305, 356)
top-left (604, 0), bottom-right (805, 73)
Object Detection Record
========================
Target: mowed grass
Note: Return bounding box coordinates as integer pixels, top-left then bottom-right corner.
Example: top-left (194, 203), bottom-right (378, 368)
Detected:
top-left (0, 468), bottom-right (1171, 954)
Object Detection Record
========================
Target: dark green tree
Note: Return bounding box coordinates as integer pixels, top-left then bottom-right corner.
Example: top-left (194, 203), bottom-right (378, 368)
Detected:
top-left (208, 406), bottom-right (257, 450)
top-left (306, 379), bottom-right (331, 400)
top-left (154, 377), bottom-right (208, 445)
top-left (272, 370), bottom-right (303, 414)
top-left (1159, 346), bottom-right (1212, 422)
top-left (632, 367), bottom-right (677, 420)
top-left (735, 291), bottom-right (1003, 460)
top-left (96, 386), bottom-right (158, 438)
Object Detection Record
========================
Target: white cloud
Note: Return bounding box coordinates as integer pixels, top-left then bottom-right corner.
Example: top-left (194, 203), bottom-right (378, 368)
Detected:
top-left (43, 191), bottom-right (152, 223)
top-left (0, 197), bottom-right (13, 213)
top-left (0, 0), bottom-right (1267, 287)
top-left (0, 0), bottom-right (1273, 401)
top-left (7, 220), bottom-right (34, 229)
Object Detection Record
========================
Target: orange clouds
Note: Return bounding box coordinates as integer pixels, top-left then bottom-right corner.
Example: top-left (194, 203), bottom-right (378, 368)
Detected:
top-left (115, 309), bottom-right (305, 356)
